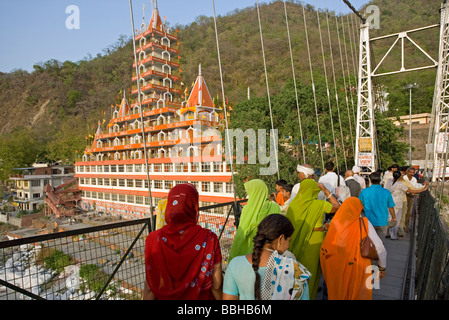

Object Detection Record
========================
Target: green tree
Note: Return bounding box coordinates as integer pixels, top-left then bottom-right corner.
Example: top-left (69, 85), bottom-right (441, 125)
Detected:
top-left (67, 89), bottom-right (82, 109)
top-left (375, 112), bottom-right (409, 168)
top-left (45, 117), bottom-right (92, 164)
top-left (0, 127), bottom-right (44, 181)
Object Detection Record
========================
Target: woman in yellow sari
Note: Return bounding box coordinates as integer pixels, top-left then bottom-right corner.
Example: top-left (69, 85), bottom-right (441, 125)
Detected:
top-left (155, 197), bottom-right (168, 230)
top-left (286, 178), bottom-right (339, 300)
top-left (229, 179), bottom-right (281, 261)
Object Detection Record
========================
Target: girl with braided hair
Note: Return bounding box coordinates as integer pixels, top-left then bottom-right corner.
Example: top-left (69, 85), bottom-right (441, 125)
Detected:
top-left (223, 214), bottom-right (311, 300)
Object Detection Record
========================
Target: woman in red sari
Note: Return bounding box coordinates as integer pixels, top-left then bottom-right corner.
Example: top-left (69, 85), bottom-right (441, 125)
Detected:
top-left (143, 183), bottom-right (223, 300)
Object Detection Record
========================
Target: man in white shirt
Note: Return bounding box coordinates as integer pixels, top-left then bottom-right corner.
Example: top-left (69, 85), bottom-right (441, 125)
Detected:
top-left (382, 163), bottom-right (399, 187)
top-left (403, 166), bottom-right (418, 187)
top-left (318, 162), bottom-right (345, 200)
top-left (401, 166), bottom-right (419, 234)
top-left (352, 165), bottom-right (366, 190)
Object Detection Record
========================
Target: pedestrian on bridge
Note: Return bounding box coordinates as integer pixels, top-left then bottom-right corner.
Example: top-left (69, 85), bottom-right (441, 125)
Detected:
top-left (229, 179), bottom-right (281, 262)
top-left (143, 183), bottom-right (223, 300)
top-left (382, 163), bottom-right (399, 187)
top-left (358, 172), bottom-right (396, 242)
top-left (286, 165), bottom-right (340, 300)
top-left (282, 182), bottom-right (300, 213)
top-left (386, 171), bottom-right (427, 240)
top-left (320, 197), bottom-right (387, 300)
top-left (274, 179), bottom-right (287, 206)
top-left (352, 166), bottom-right (367, 190)
top-left (344, 170), bottom-right (362, 197)
top-left (402, 167), bottom-right (419, 234)
top-left (280, 183), bottom-right (293, 214)
top-left (223, 214), bottom-right (311, 300)
top-left (318, 162), bottom-right (346, 200)
top-left (155, 197), bottom-right (167, 230)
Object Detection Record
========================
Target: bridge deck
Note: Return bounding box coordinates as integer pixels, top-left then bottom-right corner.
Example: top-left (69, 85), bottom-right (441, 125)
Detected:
top-left (373, 232), bottom-right (411, 300)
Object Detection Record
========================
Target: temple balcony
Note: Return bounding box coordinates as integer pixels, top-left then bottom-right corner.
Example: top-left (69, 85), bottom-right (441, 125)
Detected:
top-left (135, 41), bottom-right (179, 56)
top-left (110, 105), bottom-right (181, 123)
top-left (78, 141), bottom-right (222, 163)
top-left (131, 81), bottom-right (182, 95)
top-left (102, 118), bottom-right (221, 144)
top-left (135, 50), bottom-right (179, 66)
top-left (128, 95), bottom-right (183, 109)
top-left (83, 134), bottom-right (222, 159)
top-left (132, 68), bottom-right (180, 82)
top-left (132, 55), bottom-right (180, 69)
top-left (134, 27), bottom-right (178, 42)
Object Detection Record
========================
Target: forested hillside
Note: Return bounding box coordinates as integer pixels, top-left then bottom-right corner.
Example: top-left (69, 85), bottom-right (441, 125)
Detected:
top-left (0, 0), bottom-right (442, 181)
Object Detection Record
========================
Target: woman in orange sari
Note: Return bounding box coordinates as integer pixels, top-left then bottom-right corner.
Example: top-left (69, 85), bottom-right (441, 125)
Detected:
top-left (320, 197), bottom-right (387, 300)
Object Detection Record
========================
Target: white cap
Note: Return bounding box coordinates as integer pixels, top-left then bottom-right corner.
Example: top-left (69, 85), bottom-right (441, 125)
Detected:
top-left (352, 165), bottom-right (361, 173)
top-left (297, 165), bottom-right (315, 178)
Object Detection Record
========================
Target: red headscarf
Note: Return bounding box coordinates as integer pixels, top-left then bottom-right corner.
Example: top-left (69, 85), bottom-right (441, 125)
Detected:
top-left (145, 183), bottom-right (221, 300)
top-left (320, 197), bottom-right (373, 300)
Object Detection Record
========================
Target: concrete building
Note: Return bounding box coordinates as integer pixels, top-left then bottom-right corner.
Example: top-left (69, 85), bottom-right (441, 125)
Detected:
top-left (9, 163), bottom-right (75, 212)
top-left (388, 113), bottom-right (432, 168)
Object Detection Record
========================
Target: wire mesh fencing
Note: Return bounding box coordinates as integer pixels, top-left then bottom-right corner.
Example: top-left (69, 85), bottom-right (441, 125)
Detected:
top-left (415, 191), bottom-right (449, 300)
top-left (0, 200), bottom-right (242, 300)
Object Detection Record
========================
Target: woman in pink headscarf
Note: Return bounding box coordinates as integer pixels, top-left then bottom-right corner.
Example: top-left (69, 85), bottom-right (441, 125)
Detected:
top-left (143, 183), bottom-right (223, 300)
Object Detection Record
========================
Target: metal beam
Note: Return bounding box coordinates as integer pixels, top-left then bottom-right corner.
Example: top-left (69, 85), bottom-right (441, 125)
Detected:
top-left (372, 65), bottom-right (438, 78)
top-left (371, 26), bottom-right (439, 77)
top-left (355, 22), bottom-right (377, 173)
top-left (370, 24), bottom-right (439, 41)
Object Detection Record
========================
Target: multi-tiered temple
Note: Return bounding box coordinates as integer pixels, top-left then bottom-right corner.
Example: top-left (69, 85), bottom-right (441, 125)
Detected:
top-left (74, 4), bottom-right (234, 220)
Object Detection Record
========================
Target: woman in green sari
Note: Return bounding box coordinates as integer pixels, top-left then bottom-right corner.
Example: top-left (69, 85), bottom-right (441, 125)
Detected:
top-left (229, 179), bottom-right (281, 261)
top-left (286, 178), bottom-right (340, 300)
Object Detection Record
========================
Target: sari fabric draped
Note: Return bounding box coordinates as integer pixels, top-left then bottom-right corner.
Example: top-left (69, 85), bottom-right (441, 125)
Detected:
top-left (155, 198), bottom-right (168, 230)
top-left (229, 179), bottom-right (281, 261)
top-left (261, 250), bottom-right (311, 300)
top-left (145, 183), bottom-right (221, 300)
top-left (320, 197), bottom-right (373, 300)
top-left (286, 179), bottom-right (332, 300)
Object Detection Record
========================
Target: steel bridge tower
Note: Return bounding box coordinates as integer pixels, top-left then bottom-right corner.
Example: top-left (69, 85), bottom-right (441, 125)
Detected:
top-left (351, 0), bottom-right (447, 179)
top-left (355, 21), bottom-right (377, 173)
top-left (427, 1), bottom-right (449, 183)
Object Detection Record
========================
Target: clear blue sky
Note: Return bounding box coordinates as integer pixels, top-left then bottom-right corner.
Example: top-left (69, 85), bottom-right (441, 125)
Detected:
top-left (0, 0), bottom-right (371, 73)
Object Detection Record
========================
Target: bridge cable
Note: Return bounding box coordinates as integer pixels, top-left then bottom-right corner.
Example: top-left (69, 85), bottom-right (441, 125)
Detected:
top-left (348, 13), bottom-right (359, 79)
top-left (351, 13), bottom-right (361, 65)
top-left (334, 4), bottom-right (356, 157)
top-left (315, 0), bottom-right (340, 171)
top-left (339, 0), bottom-right (358, 131)
top-left (211, 0), bottom-right (240, 212)
top-left (301, 0), bottom-right (325, 172)
top-left (256, 0), bottom-right (281, 180)
top-left (282, 0), bottom-right (307, 164)
top-left (324, 1), bottom-right (349, 171)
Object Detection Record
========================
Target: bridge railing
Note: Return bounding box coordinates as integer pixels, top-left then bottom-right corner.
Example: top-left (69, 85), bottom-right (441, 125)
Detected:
top-left (414, 190), bottom-right (449, 299)
top-left (0, 200), bottom-right (245, 300)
